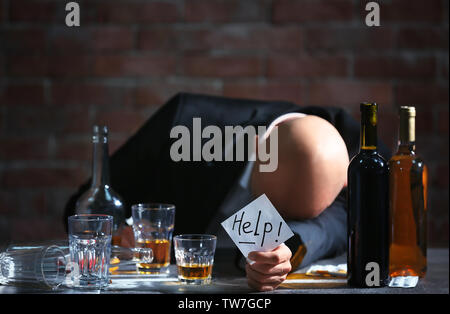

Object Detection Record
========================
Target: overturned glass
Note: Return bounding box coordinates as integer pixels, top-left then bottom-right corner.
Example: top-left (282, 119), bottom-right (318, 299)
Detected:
top-left (0, 243), bottom-right (153, 290)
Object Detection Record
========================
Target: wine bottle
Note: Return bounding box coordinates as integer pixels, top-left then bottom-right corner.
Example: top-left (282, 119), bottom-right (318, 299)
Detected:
top-left (75, 125), bottom-right (125, 246)
top-left (389, 106), bottom-right (428, 278)
top-left (347, 102), bottom-right (390, 287)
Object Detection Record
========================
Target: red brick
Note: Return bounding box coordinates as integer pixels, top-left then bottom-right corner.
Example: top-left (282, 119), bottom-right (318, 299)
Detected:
top-left (0, 191), bottom-right (15, 215)
top-left (10, 218), bottom-right (66, 242)
top-left (305, 27), bottom-right (395, 51)
top-left (182, 56), bottom-right (263, 77)
top-left (354, 56), bottom-right (436, 79)
top-left (49, 55), bottom-right (93, 77)
top-left (396, 83), bottom-right (449, 106)
top-left (0, 137), bottom-right (49, 160)
top-left (1, 167), bottom-right (88, 188)
top-left (9, 0), bottom-right (58, 23)
top-left (377, 110), bottom-right (400, 152)
top-left (267, 55), bottom-right (347, 78)
top-left (1, 84), bottom-right (45, 105)
top-left (273, 0), bottom-right (353, 23)
top-left (49, 27), bottom-right (135, 52)
top-left (135, 82), bottom-right (222, 106)
top-left (414, 110), bottom-right (435, 134)
top-left (177, 26), bottom-right (303, 52)
top-left (185, 0), bottom-right (268, 23)
top-left (309, 80), bottom-right (394, 111)
top-left (397, 28), bottom-right (449, 50)
top-left (55, 138), bottom-right (92, 161)
top-left (7, 55), bottom-right (48, 77)
top-left (95, 110), bottom-right (148, 133)
top-left (61, 108), bottom-right (92, 134)
top-left (50, 82), bottom-right (135, 107)
top-left (98, 1), bottom-right (179, 24)
top-left (0, 28), bottom-right (46, 52)
top-left (8, 55), bottom-right (93, 78)
top-left (223, 81), bottom-right (304, 105)
top-left (138, 2), bottom-right (180, 23)
top-left (380, 0), bottom-right (443, 23)
top-left (5, 106), bottom-right (90, 135)
top-left (10, 54), bottom-right (93, 78)
top-left (93, 55), bottom-right (176, 77)
top-left (437, 109), bottom-right (449, 134)
top-left (138, 28), bottom-right (178, 51)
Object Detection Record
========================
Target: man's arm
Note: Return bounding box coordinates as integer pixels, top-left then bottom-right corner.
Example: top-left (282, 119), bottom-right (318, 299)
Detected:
top-left (285, 189), bottom-right (347, 270)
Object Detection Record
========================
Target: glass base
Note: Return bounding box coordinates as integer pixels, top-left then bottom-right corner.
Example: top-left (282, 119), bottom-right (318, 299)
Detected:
top-left (137, 266), bottom-right (170, 276)
top-left (178, 276), bottom-right (211, 285)
top-left (69, 277), bottom-right (109, 290)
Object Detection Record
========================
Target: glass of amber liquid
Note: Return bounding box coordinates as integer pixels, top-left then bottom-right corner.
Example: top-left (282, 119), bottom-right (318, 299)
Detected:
top-left (173, 234), bottom-right (217, 284)
top-left (131, 204), bottom-right (175, 274)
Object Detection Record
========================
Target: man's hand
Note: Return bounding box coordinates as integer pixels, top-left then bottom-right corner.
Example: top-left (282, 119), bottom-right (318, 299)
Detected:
top-left (245, 243), bottom-right (292, 291)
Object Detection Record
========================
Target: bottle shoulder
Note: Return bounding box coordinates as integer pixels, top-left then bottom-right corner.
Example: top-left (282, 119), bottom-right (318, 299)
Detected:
top-left (76, 186), bottom-right (124, 210)
top-left (389, 152), bottom-right (426, 169)
top-left (349, 150), bottom-right (388, 169)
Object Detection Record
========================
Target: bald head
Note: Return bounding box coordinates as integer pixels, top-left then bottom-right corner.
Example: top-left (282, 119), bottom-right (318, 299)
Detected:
top-left (250, 115), bottom-right (349, 220)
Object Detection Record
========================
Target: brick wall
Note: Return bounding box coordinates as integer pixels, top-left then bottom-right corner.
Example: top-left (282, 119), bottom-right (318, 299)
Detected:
top-left (0, 0), bottom-right (448, 247)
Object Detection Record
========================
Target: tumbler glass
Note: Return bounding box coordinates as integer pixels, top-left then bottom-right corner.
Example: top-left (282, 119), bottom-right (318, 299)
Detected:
top-left (0, 245), bottom-right (67, 290)
top-left (68, 214), bottom-right (112, 289)
top-left (173, 234), bottom-right (217, 284)
top-left (132, 204), bottom-right (175, 274)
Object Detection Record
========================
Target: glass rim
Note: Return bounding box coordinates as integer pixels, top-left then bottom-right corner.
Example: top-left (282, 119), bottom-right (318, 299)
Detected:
top-left (68, 214), bottom-right (113, 222)
top-left (174, 234), bottom-right (217, 241)
top-left (131, 203), bottom-right (175, 211)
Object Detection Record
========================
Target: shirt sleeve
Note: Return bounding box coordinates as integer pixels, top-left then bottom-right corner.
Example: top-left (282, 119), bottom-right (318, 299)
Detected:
top-left (284, 189), bottom-right (347, 270)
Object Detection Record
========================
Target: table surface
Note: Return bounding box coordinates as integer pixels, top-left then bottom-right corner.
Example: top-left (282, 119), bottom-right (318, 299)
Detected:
top-left (0, 247), bottom-right (448, 294)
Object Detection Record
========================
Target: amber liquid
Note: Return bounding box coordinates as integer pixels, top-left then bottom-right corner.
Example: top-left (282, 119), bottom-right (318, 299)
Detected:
top-left (389, 146), bottom-right (428, 278)
top-left (177, 264), bottom-right (213, 280)
top-left (136, 239), bottom-right (171, 270)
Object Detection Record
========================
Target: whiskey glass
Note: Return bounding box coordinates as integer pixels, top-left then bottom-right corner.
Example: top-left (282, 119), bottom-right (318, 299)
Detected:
top-left (173, 234), bottom-right (217, 284)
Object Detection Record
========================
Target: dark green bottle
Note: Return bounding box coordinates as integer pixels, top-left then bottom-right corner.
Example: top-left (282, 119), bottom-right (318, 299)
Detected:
top-left (347, 102), bottom-right (390, 287)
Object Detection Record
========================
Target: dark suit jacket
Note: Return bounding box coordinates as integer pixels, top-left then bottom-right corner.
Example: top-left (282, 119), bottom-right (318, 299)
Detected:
top-left (64, 93), bottom-right (391, 269)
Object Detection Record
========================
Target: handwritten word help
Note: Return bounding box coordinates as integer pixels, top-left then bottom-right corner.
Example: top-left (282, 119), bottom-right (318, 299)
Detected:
top-left (221, 194), bottom-right (294, 258)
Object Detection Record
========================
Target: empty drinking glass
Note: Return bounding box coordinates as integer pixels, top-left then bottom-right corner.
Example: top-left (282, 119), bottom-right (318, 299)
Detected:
top-left (0, 245), bottom-right (67, 290)
top-left (68, 214), bottom-right (112, 289)
top-left (173, 234), bottom-right (217, 284)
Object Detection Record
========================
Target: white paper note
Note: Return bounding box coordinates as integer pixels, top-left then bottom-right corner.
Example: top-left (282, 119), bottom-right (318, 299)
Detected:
top-left (220, 194), bottom-right (294, 258)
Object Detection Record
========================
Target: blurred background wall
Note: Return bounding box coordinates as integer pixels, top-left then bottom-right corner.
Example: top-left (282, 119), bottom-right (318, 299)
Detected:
top-left (0, 0), bottom-right (448, 247)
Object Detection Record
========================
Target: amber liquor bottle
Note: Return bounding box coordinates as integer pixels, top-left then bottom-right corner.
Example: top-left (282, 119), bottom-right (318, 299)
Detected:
top-left (389, 106), bottom-right (428, 278)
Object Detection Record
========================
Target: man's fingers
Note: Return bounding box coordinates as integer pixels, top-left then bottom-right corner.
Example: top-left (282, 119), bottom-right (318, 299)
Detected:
top-left (247, 243), bottom-right (292, 264)
top-left (246, 265), bottom-right (287, 291)
top-left (248, 260), bottom-right (292, 276)
top-left (246, 263), bottom-right (288, 285)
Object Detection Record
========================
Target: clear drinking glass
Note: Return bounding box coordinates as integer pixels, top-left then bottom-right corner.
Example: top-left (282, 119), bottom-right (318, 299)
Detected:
top-left (131, 204), bottom-right (175, 274)
top-left (173, 234), bottom-right (217, 284)
top-left (68, 214), bottom-right (112, 289)
top-left (0, 245), bottom-right (67, 290)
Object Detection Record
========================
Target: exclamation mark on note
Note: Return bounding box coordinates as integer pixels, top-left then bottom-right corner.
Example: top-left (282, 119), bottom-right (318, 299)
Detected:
top-left (275, 222), bottom-right (282, 242)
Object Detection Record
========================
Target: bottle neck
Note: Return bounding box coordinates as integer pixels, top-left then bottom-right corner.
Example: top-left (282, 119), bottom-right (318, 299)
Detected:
top-left (398, 111), bottom-right (416, 154)
top-left (397, 142), bottom-right (416, 155)
top-left (360, 110), bottom-right (377, 151)
top-left (91, 133), bottom-right (110, 188)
